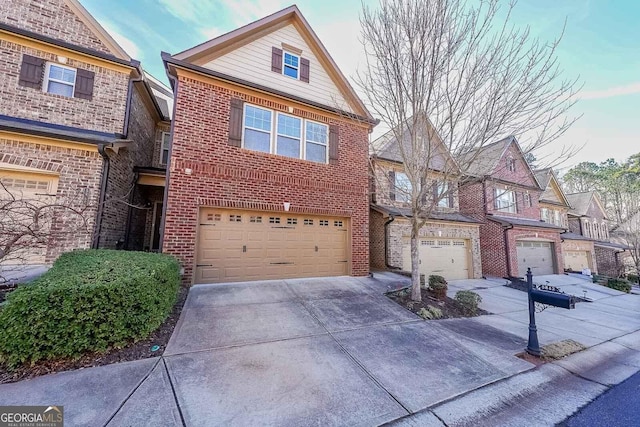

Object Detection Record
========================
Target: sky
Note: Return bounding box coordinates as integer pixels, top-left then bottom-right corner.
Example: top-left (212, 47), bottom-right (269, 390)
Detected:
top-left (80, 0), bottom-right (640, 171)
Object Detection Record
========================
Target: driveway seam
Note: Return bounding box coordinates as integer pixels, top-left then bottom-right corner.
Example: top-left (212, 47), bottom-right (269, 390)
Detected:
top-left (161, 357), bottom-right (187, 427)
top-left (101, 358), bottom-right (162, 427)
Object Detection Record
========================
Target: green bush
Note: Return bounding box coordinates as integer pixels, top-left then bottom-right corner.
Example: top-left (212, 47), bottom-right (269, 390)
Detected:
top-left (0, 250), bottom-right (180, 367)
top-left (455, 290), bottom-right (483, 315)
top-left (626, 273), bottom-right (639, 284)
top-left (417, 305), bottom-right (443, 320)
top-left (429, 275), bottom-right (447, 287)
top-left (606, 278), bottom-right (632, 293)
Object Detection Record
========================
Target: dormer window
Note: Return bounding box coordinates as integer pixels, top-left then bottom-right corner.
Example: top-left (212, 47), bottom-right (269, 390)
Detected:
top-left (283, 52), bottom-right (299, 79)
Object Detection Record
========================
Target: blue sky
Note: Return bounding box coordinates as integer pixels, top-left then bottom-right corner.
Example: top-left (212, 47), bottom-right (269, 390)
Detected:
top-left (80, 0), bottom-right (639, 169)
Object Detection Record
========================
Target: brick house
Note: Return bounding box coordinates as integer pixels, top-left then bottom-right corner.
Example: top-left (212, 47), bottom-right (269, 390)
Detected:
top-left (0, 0), bottom-right (170, 264)
top-left (459, 137), bottom-right (565, 278)
top-left (161, 6), bottom-right (377, 285)
top-left (565, 191), bottom-right (628, 276)
top-left (369, 117), bottom-right (482, 280)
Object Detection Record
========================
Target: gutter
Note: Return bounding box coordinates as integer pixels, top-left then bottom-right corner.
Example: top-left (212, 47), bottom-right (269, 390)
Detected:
top-left (92, 143), bottom-right (111, 249)
top-left (503, 223), bottom-right (514, 277)
top-left (384, 214), bottom-right (402, 270)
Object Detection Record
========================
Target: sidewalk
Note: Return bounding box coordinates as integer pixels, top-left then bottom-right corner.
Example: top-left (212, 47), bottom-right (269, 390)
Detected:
top-left (0, 272), bottom-right (638, 426)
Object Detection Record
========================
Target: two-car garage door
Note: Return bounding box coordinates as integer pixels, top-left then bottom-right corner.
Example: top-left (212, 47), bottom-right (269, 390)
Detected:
top-left (195, 208), bottom-right (349, 283)
top-left (516, 241), bottom-right (554, 276)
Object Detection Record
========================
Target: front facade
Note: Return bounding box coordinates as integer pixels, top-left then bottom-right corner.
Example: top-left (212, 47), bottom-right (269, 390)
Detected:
top-left (162, 7), bottom-right (376, 285)
top-left (459, 138), bottom-right (565, 278)
top-left (369, 121), bottom-right (482, 281)
top-left (0, 0), bottom-right (170, 265)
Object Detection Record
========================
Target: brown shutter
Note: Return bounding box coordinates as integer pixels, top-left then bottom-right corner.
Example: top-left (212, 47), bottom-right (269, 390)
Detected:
top-left (329, 124), bottom-right (339, 163)
top-left (300, 58), bottom-right (310, 83)
top-left (515, 192), bottom-right (520, 213)
top-left (448, 183), bottom-right (455, 208)
top-left (271, 47), bottom-right (283, 73)
top-left (228, 98), bottom-right (244, 147)
top-left (388, 171), bottom-right (396, 201)
top-left (74, 68), bottom-right (95, 100)
top-left (18, 54), bottom-right (45, 89)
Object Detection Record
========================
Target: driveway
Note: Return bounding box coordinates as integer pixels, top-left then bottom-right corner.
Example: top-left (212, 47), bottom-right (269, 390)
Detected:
top-left (1, 272), bottom-right (637, 426)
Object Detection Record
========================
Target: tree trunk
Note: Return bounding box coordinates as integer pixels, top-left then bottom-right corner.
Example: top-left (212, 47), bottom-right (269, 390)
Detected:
top-left (410, 219), bottom-right (421, 301)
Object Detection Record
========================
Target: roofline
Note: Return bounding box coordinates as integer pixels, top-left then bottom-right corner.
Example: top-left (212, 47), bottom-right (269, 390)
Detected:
top-left (487, 215), bottom-right (566, 231)
top-left (171, 5), bottom-right (374, 121)
top-left (534, 168), bottom-right (571, 208)
top-left (370, 203), bottom-right (482, 224)
top-left (162, 52), bottom-right (378, 126)
top-left (0, 22), bottom-right (139, 69)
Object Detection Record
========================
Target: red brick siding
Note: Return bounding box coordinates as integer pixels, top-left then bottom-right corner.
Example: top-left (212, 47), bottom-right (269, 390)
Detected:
top-left (491, 144), bottom-right (539, 186)
top-left (0, 41), bottom-right (129, 133)
top-left (0, 138), bottom-right (103, 262)
top-left (0, 0), bottom-right (113, 54)
top-left (163, 76), bottom-right (370, 285)
top-left (595, 246), bottom-right (624, 277)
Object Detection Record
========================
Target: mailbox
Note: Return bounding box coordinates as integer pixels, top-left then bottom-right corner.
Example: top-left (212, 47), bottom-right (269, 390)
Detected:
top-left (530, 288), bottom-right (576, 309)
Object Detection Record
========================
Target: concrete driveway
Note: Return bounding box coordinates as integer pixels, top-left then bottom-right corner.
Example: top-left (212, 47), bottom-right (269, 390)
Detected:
top-left (2, 272), bottom-right (638, 426)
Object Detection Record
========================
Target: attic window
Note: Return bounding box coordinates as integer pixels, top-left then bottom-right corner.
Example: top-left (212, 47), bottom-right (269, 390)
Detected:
top-left (283, 52), bottom-right (299, 79)
top-left (507, 157), bottom-right (516, 172)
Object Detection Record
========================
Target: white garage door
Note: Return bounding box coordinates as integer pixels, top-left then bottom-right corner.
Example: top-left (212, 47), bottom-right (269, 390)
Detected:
top-left (403, 238), bottom-right (470, 280)
top-left (195, 208), bottom-right (349, 283)
top-left (516, 241), bottom-right (554, 276)
top-left (564, 250), bottom-right (590, 272)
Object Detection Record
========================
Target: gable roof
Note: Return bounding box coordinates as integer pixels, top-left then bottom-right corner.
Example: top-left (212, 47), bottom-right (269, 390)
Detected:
top-left (534, 168), bottom-right (571, 207)
top-left (566, 191), bottom-right (608, 219)
top-left (170, 5), bottom-right (373, 122)
top-left (371, 113), bottom-right (459, 173)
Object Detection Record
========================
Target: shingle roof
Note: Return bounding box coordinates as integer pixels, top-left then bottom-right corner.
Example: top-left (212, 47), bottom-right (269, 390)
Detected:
top-left (488, 215), bottom-right (566, 230)
top-left (456, 137), bottom-right (513, 177)
top-left (371, 204), bottom-right (481, 224)
top-left (561, 232), bottom-right (593, 241)
top-left (565, 192), bottom-right (594, 216)
top-left (534, 168), bottom-right (552, 190)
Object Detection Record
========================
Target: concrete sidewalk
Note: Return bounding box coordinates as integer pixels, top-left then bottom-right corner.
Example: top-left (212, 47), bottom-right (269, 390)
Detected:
top-left (0, 272), bottom-right (638, 426)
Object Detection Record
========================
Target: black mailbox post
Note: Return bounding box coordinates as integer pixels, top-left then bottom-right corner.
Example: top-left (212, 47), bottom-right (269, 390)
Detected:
top-left (526, 268), bottom-right (576, 356)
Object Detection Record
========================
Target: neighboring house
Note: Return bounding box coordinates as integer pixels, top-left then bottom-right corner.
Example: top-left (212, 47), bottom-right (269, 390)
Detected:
top-left (0, 0), bottom-right (170, 264)
top-left (161, 6), bottom-right (377, 285)
top-left (534, 168), bottom-right (596, 273)
top-left (369, 117), bottom-right (482, 280)
top-left (459, 137), bottom-right (565, 278)
top-left (565, 191), bottom-right (628, 276)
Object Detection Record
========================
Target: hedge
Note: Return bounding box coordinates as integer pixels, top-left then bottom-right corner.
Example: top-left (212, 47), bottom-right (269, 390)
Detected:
top-left (606, 278), bottom-right (632, 294)
top-left (0, 250), bottom-right (180, 367)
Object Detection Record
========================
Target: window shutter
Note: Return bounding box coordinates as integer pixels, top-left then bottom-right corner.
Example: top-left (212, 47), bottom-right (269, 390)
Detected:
top-left (329, 124), bottom-right (339, 163)
top-left (515, 192), bottom-right (520, 213)
top-left (448, 184), bottom-right (455, 208)
top-left (228, 98), bottom-right (244, 147)
top-left (493, 188), bottom-right (499, 209)
top-left (271, 47), bottom-right (283, 73)
top-left (300, 58), bottom-right (310, 83)
top-left (74, 68), bottom-right (95, 100)
top-left (18, 54), bottom-right (45, 89)
top-left (388, 171), bottom-right (396, 201)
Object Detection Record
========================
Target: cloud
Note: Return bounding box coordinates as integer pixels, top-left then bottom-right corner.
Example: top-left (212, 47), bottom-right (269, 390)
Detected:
top-left (103, 23), bottom-right (141, 59)
top-left (580, 82), bottom-right (640, 100)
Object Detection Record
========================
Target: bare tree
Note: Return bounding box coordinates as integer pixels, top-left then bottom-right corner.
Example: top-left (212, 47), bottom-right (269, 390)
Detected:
top-left (358, 0), bottom-right (580, 301)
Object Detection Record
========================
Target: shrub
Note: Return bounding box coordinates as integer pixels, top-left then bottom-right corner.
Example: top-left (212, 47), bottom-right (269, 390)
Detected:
top-left (606, 278), bottom-right (632, 293)
top-left (429, 275), bottom-right (447, 286)
top-left (455, 290), bottom-right (483, 315)
top-left (417, 305), bottom-right (443, 320)
top-left (626, 273), bottom-right (639, 284)
top-left (428, 275), bottom-right (448, 300)
top-left (0, 249), bottom-right (180, 367)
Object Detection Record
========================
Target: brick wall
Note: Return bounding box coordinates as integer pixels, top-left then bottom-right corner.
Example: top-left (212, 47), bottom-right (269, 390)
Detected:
top-left (506, 228), bottom-right (564, 277)
top-left (98, 83), bottom-right (157, 249)
top-left (0, 138), bottom-right (103, 262)
top-left (0, 41), bottom-right (129, 133)
top-left (163, 75), bottom-right (371, 285)
top-left (595, 246), bottom-right (624, 277)
top-left (0, 0), bottom-right (113, 54)
top-left (369, 209), bottom-right (386, 270)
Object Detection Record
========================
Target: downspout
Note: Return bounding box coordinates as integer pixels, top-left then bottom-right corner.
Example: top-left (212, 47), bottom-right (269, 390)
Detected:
top-left (503, 223), bottom-right (514, 278)
top-left (384, 214), bottom-right (401, 270)
top-left (92, 143), bottom-right (110, 249)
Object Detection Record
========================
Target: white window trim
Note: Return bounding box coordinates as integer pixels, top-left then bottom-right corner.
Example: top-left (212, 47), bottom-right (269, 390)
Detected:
top-left (160, 132), bottom-right (171, 166)
top-left (275, 112), bottom-right (302, 158)
top-left (241, 103), bottom-right (328, 164)
top-left (43, 62), bottom-right (76, 96)
top-left (437, 182), bottom-right (451, 208)
top-left (282, 51), bottom-right (300, 80)
top-left (395, 172), bottom-right (412, 203)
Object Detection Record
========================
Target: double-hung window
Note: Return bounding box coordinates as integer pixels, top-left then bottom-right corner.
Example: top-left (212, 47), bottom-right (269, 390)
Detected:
top-left (44, 63), bottom-right (76, 97)
top-left (495, 189), bottom-right (516, 213)
top-left (243, 105), bottom-right (272, 153)
top-left (283, 52), bottom-right (299, 79)
top-left (437, 182), bottom-right (451, 208)
top-left (305, 121), bottom-right (328, 163)
top-left (276, 113), bottom-right (301, 158)
top-left (160, 132), bottom-right (171, 165)
top-left (395, 172), bottom-right (412, 203)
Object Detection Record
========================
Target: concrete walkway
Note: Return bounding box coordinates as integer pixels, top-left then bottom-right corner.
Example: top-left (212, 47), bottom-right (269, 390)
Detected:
top-left (0, 272), bottom-right (638, 426)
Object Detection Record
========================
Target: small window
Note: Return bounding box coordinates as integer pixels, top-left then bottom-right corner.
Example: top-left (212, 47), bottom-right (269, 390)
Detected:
top-left (243, 105), bottom-right (272, 153)
top-left (250, 216), bottom-right (262, 223)
top-left (230, 214), bottom-right (242, 222)
top-left (160, 132), bottom-right (171, 165)
top-left (305, 121), bottom-right (328, 163)
top-left (334, 220), bottom-right (343, 227)
top-left (524, 193), bottom-right (531, 208)
top-left (438, 240), bottom-right (451, 246)
top-left (283, 52), bottom-right (299, 79)
top-left (394, 172), bottom-right (412, 203)
top-left (276, 113), bottom-right (301, 159)
top-left (44, 63), bottom-right (76, 97)
top-left (287, 218), bottom-right (298, 225)
top-left (507, 157), bottom-right (516, 172)
top-left (319, 219), bottom-right (329, 226)
top-left (304, 219), bottom-right (314, 225)
top-left (269, 217), bottom-right (281, 224)
top-left (453, 241), bottom-right (465, 247)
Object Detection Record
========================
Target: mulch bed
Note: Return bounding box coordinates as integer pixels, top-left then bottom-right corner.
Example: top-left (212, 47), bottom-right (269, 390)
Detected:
top-left (387, 287), bottom-right (489, 319)
top-left (0, 286), bottom-right (188, 385)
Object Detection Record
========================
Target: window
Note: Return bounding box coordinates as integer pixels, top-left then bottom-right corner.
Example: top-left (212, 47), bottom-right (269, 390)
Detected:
top-left (554, 210), bottom-right (561, 226)
top-left (319, 219), bottom-right (329, 226)
top-left (507, 157), bottom-right (516, 172)
top-left (269, 217), bottom-right (281, 224)
top-left (540, 208), bottom-right (549, 222)
top-left (394, 172), bottom-right (412, 203)
top-left (44, 63), bottom-right (76, 97)
top-left (241, 104), bottom-right (329, 164)
top-left (305, 121), bottom-right (328, 163)
top-left (334, 220), bottom-right (343, 227)
top-left (304, 219), bottom-right (314, 225)
top-left (243, 105), bottom-right (272, 153)
top-left (283, 52), bottom-right (299, 79)
top-left (249, 216), bottom-right (262, 223)
top-left (287, 218), bottom-right (297, 225)
top-left (160, 132), bottom-right (171, 165)
top-left (524, 193), bottom-right (531, 208)
top-left (495, 188), bottom-right (516, 213)
top-left (437, 182), bottom-right (451, 208)
top-left (229, 214), bottom-right (242, 222)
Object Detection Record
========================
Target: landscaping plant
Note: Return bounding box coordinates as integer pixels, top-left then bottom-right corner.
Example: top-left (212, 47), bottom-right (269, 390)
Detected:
top-left (605, 278), bottom-right (632, 293)
top-left (429, 275), bottom-right (448, 300)
top-left (454, 290), bottom-right (483, 315)
top-left (417, 305), bottom-right (443, 320)
top-left (0, 249), bottom-right (180, 367)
